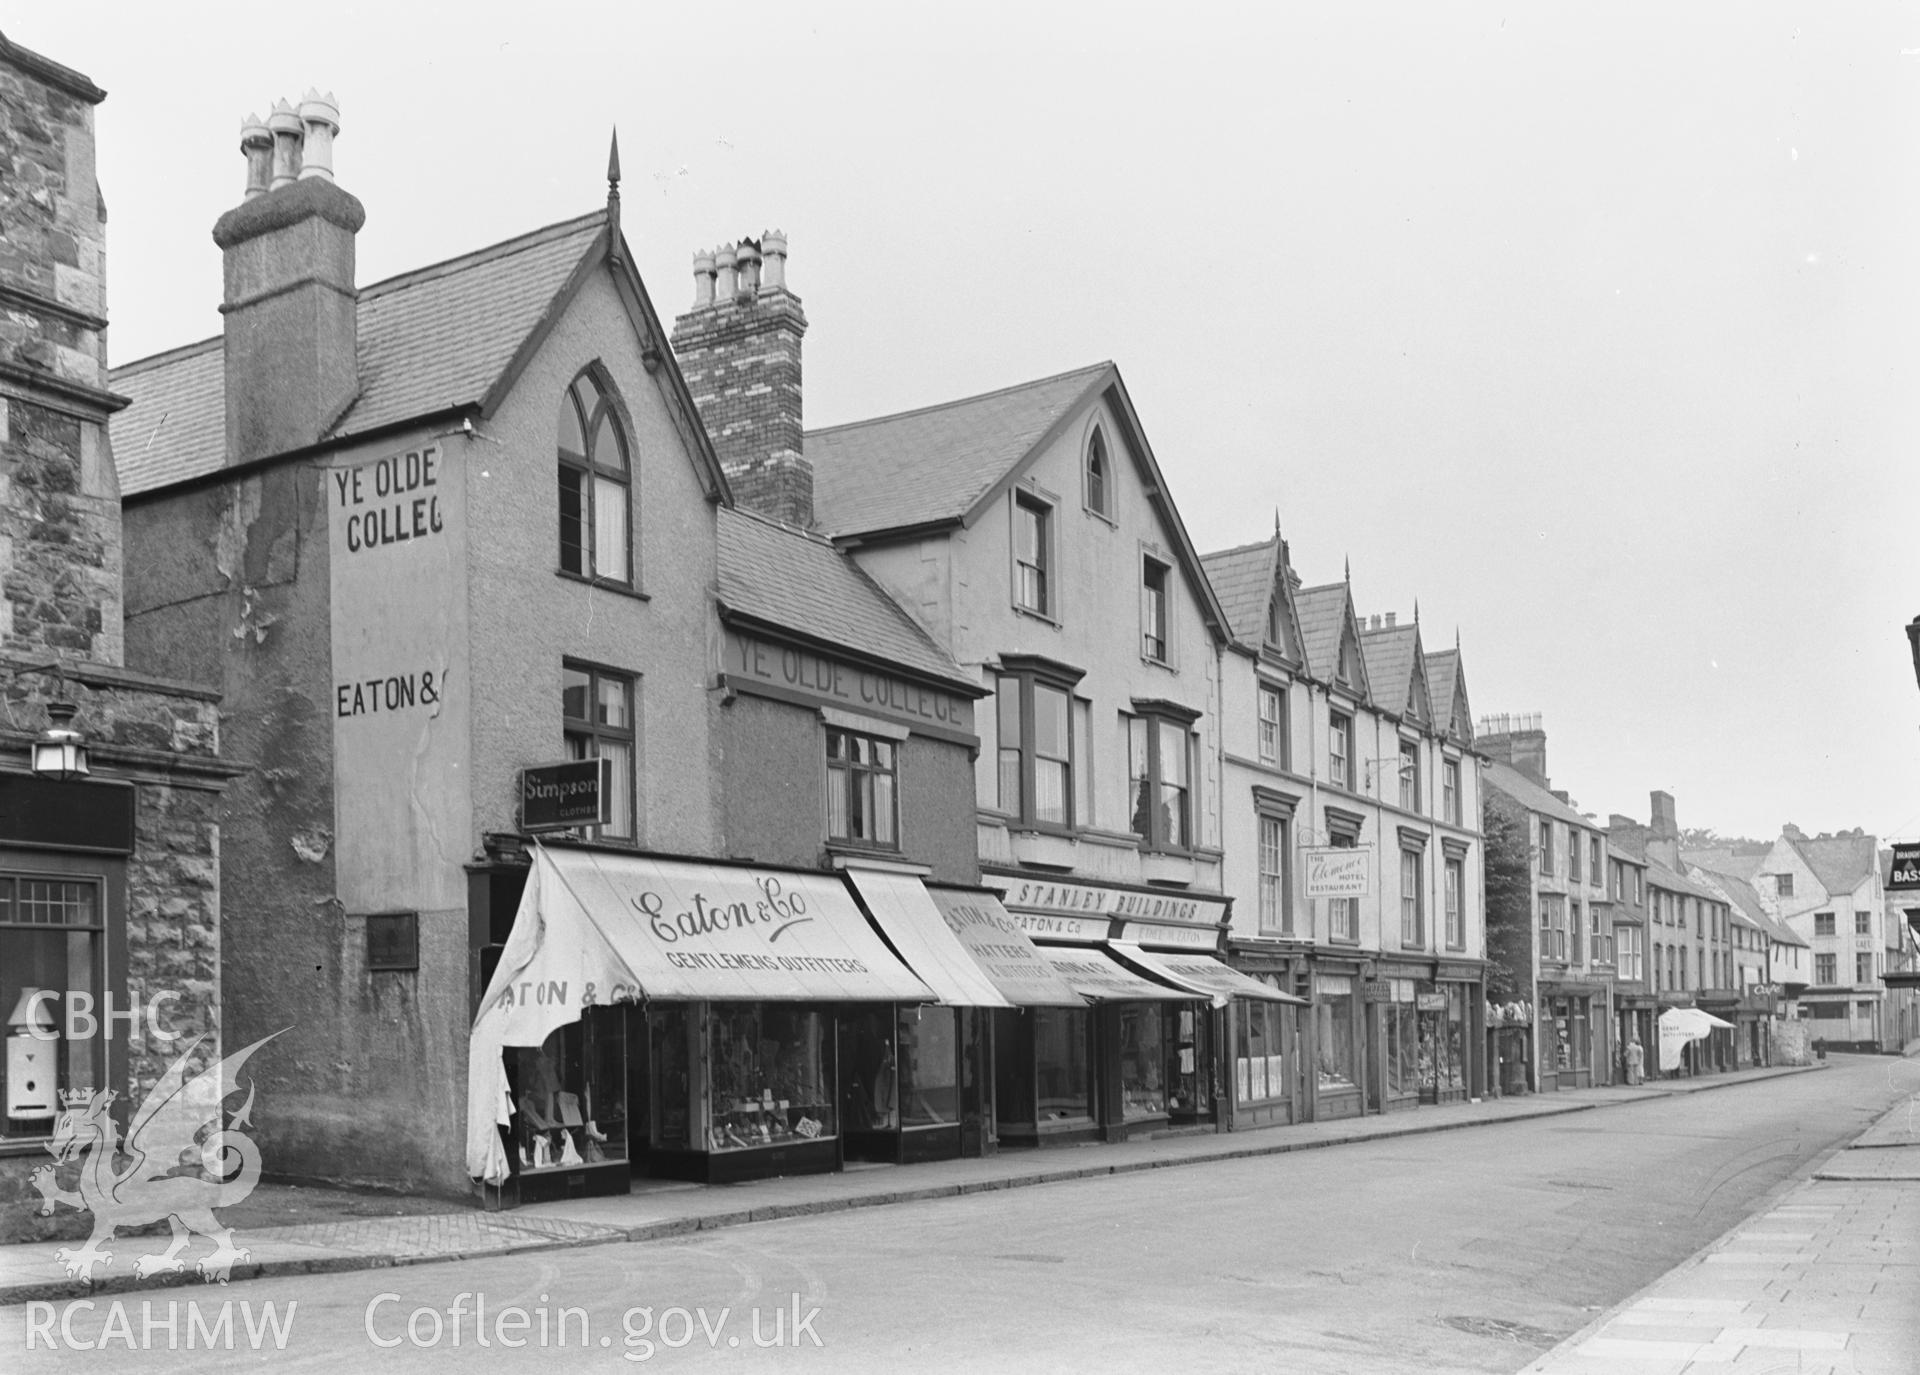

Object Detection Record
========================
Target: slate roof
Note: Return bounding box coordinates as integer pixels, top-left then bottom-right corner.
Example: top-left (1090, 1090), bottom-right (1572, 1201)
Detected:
top-left (1427, 649), bottom-right (1460, 724)
top-left (1198, 539), bottom-right (1276, 647)
top-left (716, 508), bottom-right (974, 691)
top-left (1712, 869), bottom-right (1807, 948)
top-left (112, 212), bottom-right (607, 497)
top-left (1644, 855), bottom-right (1723, 904)
top-left (1295, 584), bottom-right (1352, 686)
top-left (1483, 760), bottom-right (1590, 829)
top-left (808, 363), bottom-right (1111, 536)
top-left (1788, 833), bottom-right (1878, 897)
top-left (1358, 622), bottom-right (1420, 719)
top-left (1680, 847), bottom-right (1765, 881)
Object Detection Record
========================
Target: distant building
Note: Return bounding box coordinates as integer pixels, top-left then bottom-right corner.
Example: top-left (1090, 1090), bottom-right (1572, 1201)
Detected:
top-left (1478, 719), bottom-right (1612, 1092)
top-left (1202, 530), bottom-right (1487, 1124)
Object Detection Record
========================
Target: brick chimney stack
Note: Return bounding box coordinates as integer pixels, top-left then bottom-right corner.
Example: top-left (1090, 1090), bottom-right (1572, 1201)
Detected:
top-left (1475, 712), bottom-right (1548, 786)
top-left (211, 90), bottom-right (363, 467)
top-left (670, 229), bottom-right (811, 528)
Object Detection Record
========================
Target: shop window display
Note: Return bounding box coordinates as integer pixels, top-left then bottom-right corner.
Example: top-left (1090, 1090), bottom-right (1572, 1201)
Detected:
top-left (648, 1005), bottom-right (693, 1151)
top-left (1385, 1002), bottom-right (1418, 1098)
top-left (897, 1006), bottom-right (958, 1128)
top-left (1314, 983), bottom-right (1357, 1091)
top-left (2, 876), bottom-right (103, 1140)
top-left (840, 1007), bottom-right (898, 1131)
top-left (511, 1009), bottom-right (626, 1173)
top-left (1235, 998), bottom-right (1288, 1103)
top-left (1034, 1006), bottom-right (1091, 1123)
top-left (709, 1005), bottom-right (835, 1151)
top-left (1165, 1005), bottom-right (1209, 1115)
top-left (1118, 1005), bottom-right (1168, 1119)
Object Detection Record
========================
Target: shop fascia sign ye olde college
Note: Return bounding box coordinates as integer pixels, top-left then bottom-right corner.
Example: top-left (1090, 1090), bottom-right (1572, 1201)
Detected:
top-left (722, 630), bottom-right (972, 738)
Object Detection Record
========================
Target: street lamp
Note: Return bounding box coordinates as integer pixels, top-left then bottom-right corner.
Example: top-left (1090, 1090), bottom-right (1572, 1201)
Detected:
top-left (30, 701), bottom-right (89, 782)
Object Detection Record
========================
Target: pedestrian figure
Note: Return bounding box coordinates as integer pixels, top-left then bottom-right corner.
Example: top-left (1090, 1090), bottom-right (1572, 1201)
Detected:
top-left (1625, 1037), bottom-right (1644, 1086)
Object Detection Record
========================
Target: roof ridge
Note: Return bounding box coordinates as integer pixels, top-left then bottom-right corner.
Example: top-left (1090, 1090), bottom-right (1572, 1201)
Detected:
top-left (113, 334), bottom-right (222, 377)
top-left (720, 503), bottom-right (838, 548)
top-left (1199, 535), bottom-right (1279, 563)
top-left (806, 361), bottom-right (1112, 439)
top-left (357, 209), bottom-right (605, 302)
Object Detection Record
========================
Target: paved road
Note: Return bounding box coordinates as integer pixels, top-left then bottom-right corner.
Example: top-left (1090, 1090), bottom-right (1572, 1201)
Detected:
top-left (6, 1056), bottom-right (1907, 1373)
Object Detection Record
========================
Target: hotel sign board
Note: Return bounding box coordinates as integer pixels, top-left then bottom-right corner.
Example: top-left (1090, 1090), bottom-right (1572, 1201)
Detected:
top-left (520, 759), bottom-right (612, 832)
top-left (1887, 843), bottom-right (1920, 892)
top-left (1305, 846), bottom-right (1372, 898)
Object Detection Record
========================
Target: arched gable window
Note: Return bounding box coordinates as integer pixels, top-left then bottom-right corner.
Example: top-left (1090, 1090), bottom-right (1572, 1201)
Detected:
top-left (1084, 427), bottom-right (1111, 519)
top-left (558, 368), bottom-right (631, 584)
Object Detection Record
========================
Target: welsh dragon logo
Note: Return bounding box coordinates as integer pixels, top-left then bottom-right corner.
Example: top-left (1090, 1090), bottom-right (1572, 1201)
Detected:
top-left (30, 1031), bottom-right (283, 1285)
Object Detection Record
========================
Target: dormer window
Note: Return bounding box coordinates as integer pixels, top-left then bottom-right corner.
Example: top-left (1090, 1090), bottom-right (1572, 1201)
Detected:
top-left (557, 368), bottom-right (632, 585)
top-left (1084, 427), bottom-right (1112, 520)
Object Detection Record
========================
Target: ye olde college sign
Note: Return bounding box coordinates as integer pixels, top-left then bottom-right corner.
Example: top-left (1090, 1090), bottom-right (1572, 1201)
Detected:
top-left (722, 631), bottom-right (974, 740)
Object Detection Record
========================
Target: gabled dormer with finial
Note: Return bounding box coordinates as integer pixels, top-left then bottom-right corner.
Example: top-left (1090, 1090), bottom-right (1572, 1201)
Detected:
top-left (1198, 517), bottom-right (1305, 670)
top-left (1427, 634), bottom-right (1476, 747)
top-left (1298, 579), bottom-right (1372, 705)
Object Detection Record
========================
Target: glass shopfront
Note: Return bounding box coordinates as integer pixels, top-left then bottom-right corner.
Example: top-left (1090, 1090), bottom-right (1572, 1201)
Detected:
top-left (1548, 995), bottom-right (1591, 1087)
top-left (1385, 998), bottom-right (1418, 1100)
top-left (1117, 1004), bottom-right (1167, 1120)
top-left (638, 1002), bottom-right (844, 1183)
top-left (1313, 975), bottom-right (1360, 1109)
top-left (1236, 997), bottom-right (1288, 1105)
top-left (504, 1009), bottom-right (628, 1190)
top-left (1035, 1005), bottom-right (1093, 1124)
top-left (1415, 984), bottom-right (1468, 1101)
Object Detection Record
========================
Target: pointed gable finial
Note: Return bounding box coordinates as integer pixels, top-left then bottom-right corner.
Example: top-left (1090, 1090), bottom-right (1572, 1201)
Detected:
top-left (1343, 555), bottom-right (1351, 585)
top-left (606, 128), bottom-right (623, 259)
top-left (1455, 625), bottom-right (1461, 652)
top-left (1414, 598), bottom-right (1421, 625)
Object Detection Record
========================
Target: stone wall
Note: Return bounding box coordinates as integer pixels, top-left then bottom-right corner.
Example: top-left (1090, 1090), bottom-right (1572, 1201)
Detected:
top-left (0, 37), bottom-right (121, 663)
top-left (0, 661), bottom-right (228, 1244)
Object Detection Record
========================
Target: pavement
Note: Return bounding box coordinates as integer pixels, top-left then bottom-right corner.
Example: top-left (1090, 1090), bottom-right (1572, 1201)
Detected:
top-left (1526, 1054), bottom-right (1920, 1375)
top-left (0, 1058), bottom-right (1841, 1310)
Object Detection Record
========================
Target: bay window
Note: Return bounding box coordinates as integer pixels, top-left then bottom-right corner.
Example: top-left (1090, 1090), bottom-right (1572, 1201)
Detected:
top-left (1127, 702), bottom-right (1199, 851)
top-left (995, 659), bottom-right (1083, 830)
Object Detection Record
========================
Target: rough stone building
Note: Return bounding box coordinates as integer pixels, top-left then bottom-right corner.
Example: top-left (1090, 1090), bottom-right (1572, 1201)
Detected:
top-left (0, 30), bottom-right (234, 1243)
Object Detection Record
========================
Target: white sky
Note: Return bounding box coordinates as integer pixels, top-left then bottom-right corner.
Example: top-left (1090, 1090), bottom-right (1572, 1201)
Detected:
top-left (17, 2), bottom-right (1920, 844)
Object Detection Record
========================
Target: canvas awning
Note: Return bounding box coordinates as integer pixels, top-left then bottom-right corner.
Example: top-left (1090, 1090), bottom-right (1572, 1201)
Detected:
top-left (1655, 1005), bottom-right (1735, 1071)
top-left (846, 868), bottom-right (1012, 1008)
top-left (466, 846), bottom-right (931, 1183)
top-left (1109, 943), bottom-right (1307, 1010)
top-left (1041, 946), bottom-right (1203, 1002)
top-left (922, 886), bottom-right (1086, 1006)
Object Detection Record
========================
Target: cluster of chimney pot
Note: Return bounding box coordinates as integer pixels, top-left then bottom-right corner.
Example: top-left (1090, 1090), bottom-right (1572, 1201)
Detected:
top-left (691, 232), bottom-right (789, 307)
top-left (237, 90), bottom-right (341, 199)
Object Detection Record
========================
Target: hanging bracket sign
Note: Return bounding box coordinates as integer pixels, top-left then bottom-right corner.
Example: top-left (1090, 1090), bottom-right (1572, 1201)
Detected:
top-left (1886, 842), bottom-right (1920, 892)
top-left (1305, 845), bottom-right (1372, 898)
top-left (520, 758), bottom-right (611, 832)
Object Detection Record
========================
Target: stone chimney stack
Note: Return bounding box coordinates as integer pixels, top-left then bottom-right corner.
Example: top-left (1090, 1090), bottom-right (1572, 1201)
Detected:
top-left (211, 89), bottom-right (363, 467)
top-left (670, 229), bottom-right (811, 528)
top-left (1647, 790), bottom-right (1680, 868)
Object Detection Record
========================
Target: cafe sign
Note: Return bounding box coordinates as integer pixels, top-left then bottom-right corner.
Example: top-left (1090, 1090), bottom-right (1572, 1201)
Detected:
top-left (520, 759), bottom-right (611, 832)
